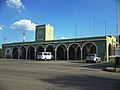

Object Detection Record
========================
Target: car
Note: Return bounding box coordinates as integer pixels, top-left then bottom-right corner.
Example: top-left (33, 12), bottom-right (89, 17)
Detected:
top-left (37, 52), bottom-right (52, 60)
top-left (86, 54), bottom-right (101, 63)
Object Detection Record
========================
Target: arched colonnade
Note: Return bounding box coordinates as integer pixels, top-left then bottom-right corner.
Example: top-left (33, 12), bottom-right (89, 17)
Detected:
top-left (5, 42), bottom-right (98, 60)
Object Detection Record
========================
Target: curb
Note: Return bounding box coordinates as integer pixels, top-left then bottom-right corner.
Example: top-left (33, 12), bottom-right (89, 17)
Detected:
top-left (104, 67), bottom-right (120, 73)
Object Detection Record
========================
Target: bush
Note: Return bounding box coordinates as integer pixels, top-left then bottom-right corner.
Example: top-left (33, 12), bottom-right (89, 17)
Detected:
top-left (0, 48), bottom-right (1, 58)
top-left (109, 56), bottom-right (115, 65)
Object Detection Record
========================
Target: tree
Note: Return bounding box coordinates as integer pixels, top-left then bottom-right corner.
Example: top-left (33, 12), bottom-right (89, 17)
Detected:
top-left (0, 48), bottom-right (2, 58)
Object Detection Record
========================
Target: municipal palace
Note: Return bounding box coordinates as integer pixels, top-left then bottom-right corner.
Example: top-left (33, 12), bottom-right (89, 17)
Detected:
top-left (2, 24), bottom-right (117, 61)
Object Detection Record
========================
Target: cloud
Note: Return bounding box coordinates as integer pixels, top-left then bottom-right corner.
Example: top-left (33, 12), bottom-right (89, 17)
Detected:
top-left (0, 24), bottom-right (4, 30)
top-left (6, 0), bottom-right (25, 10)
top-left (10, 19), bottom-right (37, 31)
top-left (60, 37), bottom-right (67, 39)
top-left (0, 27), bottom-right (2, 30)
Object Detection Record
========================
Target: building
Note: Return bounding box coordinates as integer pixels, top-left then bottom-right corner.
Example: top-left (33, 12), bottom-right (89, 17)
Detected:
top-left (2, 24), bottom-right (117, 61)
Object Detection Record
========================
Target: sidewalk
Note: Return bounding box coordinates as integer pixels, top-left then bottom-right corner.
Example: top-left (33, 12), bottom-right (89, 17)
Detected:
top-left (104, 66), bottom-right (120, 73)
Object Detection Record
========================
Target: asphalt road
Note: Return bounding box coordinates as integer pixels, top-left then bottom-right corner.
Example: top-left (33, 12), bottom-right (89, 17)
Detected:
top-left (0, 59), bottom-right (120, 90)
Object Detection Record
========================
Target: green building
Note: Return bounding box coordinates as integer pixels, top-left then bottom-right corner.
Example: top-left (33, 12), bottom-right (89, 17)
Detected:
top-left (2, 24), bottom-right (117, 61)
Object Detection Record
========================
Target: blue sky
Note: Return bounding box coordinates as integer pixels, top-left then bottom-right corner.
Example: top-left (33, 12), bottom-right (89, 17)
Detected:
top-left (0, 0), bottom-right (120, 47)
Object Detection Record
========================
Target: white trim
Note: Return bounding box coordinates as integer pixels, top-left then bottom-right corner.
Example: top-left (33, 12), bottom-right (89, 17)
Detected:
top-left (12, 46), bottom-right (19, 59)
top-left (68, 43), bottom-right (81, 50)
top-left (45, 44), bottom-right (55, 51)
top-left (2, 38), bottom-right (106, 47)
top-left (12, 46), bottom-right (19, 52)
top-left (68, 43), bottom-right (82, 60)
top-left (55, 44), bottom-right (67, 51)
top-left (35, 45), bottom-right (44, 60)
top-left (55, 44), bottom-right (67, 60)
top-left (19, 46), bottom-right (26, 50)
top-left (19, 46), bottom-right (26, 59)
top-left (27, 45), bottom-right (35, 51)
top-left (5, 47), bottom-right (12, 59)
top-left (82, 42), bottom-right (98, 56)
top-left (35, 45), bottom-right (44, 51)
top-left (26, 45), bottom-right (36, 60)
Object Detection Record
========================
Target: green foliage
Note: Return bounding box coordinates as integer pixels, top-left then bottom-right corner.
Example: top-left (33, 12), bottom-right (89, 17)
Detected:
top-left (0, 48), bottom-right (1, 58)
top-left (109, 57), bottom-right (115, 65)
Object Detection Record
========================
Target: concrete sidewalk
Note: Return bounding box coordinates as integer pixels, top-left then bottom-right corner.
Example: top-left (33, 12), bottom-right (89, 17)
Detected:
top-left (105, 66), bottom-right (120, 72)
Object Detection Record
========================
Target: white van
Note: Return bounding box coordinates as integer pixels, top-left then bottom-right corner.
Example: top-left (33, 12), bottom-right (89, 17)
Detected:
top-left (37, 52), bottom-right (52, 60)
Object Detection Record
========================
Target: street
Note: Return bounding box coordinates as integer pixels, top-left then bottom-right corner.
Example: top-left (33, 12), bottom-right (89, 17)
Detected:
top-left (0, 59), bottom-right (120, 90)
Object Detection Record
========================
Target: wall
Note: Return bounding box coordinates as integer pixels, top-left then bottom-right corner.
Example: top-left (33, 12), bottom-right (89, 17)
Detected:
top-left (106, 36), bottom-right (117, 61)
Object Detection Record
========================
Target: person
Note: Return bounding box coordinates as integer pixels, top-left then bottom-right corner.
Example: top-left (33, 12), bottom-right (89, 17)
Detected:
top-left (101, 53), bottom-right (106, 61)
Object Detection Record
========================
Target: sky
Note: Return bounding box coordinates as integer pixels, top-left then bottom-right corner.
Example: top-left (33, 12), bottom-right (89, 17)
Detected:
top-left (0, 0), bottom-right (120, 47)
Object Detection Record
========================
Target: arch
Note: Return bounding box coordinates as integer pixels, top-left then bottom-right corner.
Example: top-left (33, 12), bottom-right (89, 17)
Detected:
top-left (19, 46), bottom-right (26, 59)
top-left (68, 43), bottom-right (81, 60)
top-left (89, 44), bottom-right (96, 54)
top-left (108, 44), bottom-right (112, 56)
top-left (45, 44), bottom-right (55, 51)
top-left (82, 45), bottom-right (88, 60)
top-left (56, 44), bottom-right (67, 60)
top-left (36, 45), bottom-right (44, 59)
top-left (45, 44), bottom-right (55, 59)
top-left (12, 46), bottom-right (18, 59)
top-left (5, 47), bottom-right (12, 58)
top-left (36, 45), bottom-right (44, 51)
top-left (82, 42), bottom-right (98, 60)
top-left (27, 46), bottom-right (35, 60)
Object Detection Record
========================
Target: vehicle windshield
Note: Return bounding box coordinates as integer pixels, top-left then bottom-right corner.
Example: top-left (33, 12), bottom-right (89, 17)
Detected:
top-left (44, 53), bottom-right (47, 55)
top-left (88, 54), bottom-right (95, 57)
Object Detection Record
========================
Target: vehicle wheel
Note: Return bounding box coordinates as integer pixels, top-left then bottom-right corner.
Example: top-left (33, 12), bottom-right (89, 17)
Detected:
top-left (98, 60), bottom-right (101, 63)
top-left (95, 59), bottom-right (98, 63)
top-left (44, 58), bottom-right (46, 61)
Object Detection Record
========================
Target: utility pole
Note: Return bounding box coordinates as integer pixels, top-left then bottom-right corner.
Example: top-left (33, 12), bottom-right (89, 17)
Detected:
top-left (75, 7), bottom-right (78, 39)
top-left (93, 0), bottom-right (96, 36)
top-left (105, 20), bottom-right (107, 36)
top-left (116, 0), bottom-right (119, 46)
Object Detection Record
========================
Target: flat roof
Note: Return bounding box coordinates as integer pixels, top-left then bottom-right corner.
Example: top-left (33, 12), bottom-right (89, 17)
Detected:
top-left (2, 36), bottom-right (109, 46)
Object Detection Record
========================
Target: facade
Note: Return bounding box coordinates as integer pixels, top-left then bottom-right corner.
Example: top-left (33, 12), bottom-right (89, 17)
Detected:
top-left (2, 24), bottom-right (117, 61)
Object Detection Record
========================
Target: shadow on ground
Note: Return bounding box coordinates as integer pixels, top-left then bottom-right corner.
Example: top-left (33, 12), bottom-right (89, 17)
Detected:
top-left (0, 84), bottom-right (6, 90)
top-left (64, 61), bottom-right (110, 70)
top-left (82, 63), bottom-right (109, 70)
top-left (40, 75), bottom-right (120, 90)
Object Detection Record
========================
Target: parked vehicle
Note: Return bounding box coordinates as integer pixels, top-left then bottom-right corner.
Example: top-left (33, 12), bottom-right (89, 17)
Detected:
top-left (86, 54), bottom-right (101, 63)
top-left (37, 52), bottom-right (52, 60)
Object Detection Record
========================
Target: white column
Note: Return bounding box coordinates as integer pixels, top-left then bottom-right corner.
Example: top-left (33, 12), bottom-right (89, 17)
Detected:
top-left (11, 49), bottom-right (13, 59)
top-left (67, 49), bottom-right (69, 60)
top-left (81, 48), bottom-right (82, 61)
top-left (26, 49), bottom-right (27, 60)
top-left (34, 50), bottom-right (36, 60)
top-left (55, 49), bottom-right (57, 60)
top-left (5, 50), bottom-right (6, 59)
top-left (75, 49), bottom-right (77, 60)
top-left (64, 49), bottom-right (66, 60)
top-left (18, 49), bottom-right (20, 59)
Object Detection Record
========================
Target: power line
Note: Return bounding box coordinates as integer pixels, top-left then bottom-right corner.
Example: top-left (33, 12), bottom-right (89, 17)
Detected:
top-left (105, 20), bottom-right (107, 36)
